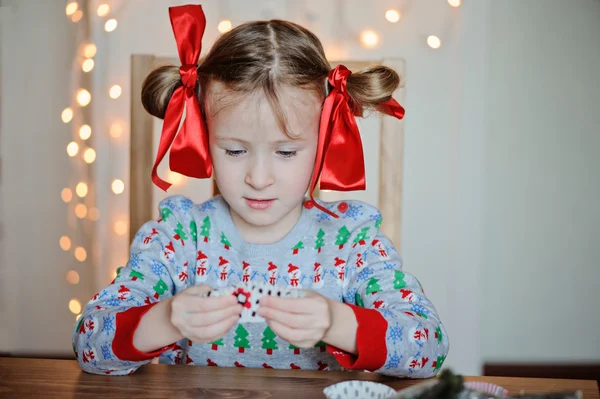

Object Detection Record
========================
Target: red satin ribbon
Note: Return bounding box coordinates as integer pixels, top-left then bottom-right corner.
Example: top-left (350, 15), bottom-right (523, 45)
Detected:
top-left (308, 65), bottom-right (406, 218)
top-left (151, 5), bottom-right (212, 191)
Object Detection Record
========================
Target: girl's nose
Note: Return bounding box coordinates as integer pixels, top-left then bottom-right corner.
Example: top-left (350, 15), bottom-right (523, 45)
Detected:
top-left (244, 156), bottom-right (274, 190)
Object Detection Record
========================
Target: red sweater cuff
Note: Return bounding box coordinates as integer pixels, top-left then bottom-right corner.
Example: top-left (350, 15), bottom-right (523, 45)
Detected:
top-left (328, 304), bottom-right (388, 371)
top-left (113, 303), bottom-right (176, 361)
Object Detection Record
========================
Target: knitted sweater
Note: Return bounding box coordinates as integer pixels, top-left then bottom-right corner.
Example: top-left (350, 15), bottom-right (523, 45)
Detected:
top-left (73, 195), bottom-right (449, 377)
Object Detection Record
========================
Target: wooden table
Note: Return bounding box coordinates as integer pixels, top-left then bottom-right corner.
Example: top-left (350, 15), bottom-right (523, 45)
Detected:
top-left (1, 358), bottom-right (598, 398)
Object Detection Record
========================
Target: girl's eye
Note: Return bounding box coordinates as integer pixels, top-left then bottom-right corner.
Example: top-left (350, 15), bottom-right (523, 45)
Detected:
top-left (225, 149), bottom-right (246, 157)
top-left (277, 150), bottom-right (297, 158)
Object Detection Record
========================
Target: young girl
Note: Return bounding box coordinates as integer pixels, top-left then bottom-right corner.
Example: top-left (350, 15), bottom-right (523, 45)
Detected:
top-left (73, 4), bottom-right (449, 378)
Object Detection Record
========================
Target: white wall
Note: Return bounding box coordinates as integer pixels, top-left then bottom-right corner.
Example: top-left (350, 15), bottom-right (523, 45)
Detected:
top-left (0, 0), bottom-right (95, 355)
top-left (481, 0), bottom-right (600, 362)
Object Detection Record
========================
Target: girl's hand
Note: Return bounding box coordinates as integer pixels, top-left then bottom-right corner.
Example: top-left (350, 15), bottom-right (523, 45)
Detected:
top-left (257, 290), bottom-right (333, 348)
top-left (169, 284), bottom-right (243, 344)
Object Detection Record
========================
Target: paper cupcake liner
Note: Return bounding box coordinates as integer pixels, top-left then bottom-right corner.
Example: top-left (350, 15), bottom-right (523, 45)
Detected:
top-left (464, 381), bottom-right (509, 397)
top-left (323, 380), bottom-right (396, 399)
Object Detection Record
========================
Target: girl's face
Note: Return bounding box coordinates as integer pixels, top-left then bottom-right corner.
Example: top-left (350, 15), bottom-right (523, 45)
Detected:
top-left (206, 85), bottom-right (321, 244)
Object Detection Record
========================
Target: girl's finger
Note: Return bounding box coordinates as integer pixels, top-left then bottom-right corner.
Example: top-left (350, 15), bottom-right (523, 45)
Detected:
top-left (195, 315), bottom-right (239, 342)
top-left (268, 320), bottom-right (318, 345)
top-left (188, 304), bottom-right (242, 327)
top-left (257, 306), bottom-right (310, 329)
top-left (180, 293), bottom-right (238, 313)
top-left (259, 296), bottom-right (316, 314)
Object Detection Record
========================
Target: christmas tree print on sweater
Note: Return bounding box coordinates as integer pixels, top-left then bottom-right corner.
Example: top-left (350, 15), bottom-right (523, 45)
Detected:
top-left (153, 279), bottom-right (168, 299)
top-left (289, 343), bottom-right (300, 355)
top-left (210, 338), bottom-right (224, 351)
top-left (366, 277), bottom-right (382, 295)
top-left (129, 270), bottom-right (144, 281)
top-left (314, 229), bottom-right (325, 253)
top-left (394, 270), bottom-right (407, 289)
top-left (173, 222), bottom-right (188, 246)
top-left (261, 326), bottom-right (278, 355)
top-left (335, 226), bottom-right (350, 249)
top-left (160, 207), bottom-right (173, 222)
top-left (355, 291), bottom-right (365, 307)
top-left (189, 220), bottom-right (197, 243)
top-left (196, 250), bottom-right (209, 282)
top-left (314, 341), bottom-right (327, 353)
top-left (435, 326), bottom-right (444, 343)
top-left (234, 325), bottom-right (251, 353)
top-left (267, 262), bottom-right (278, 285)
top-left (432, 355), bottom-right (446, 372)
top-left (291, 241), bottom-right (304, 255)
top-left (220, 232), bottom-right (231, 250)
top-left (200, 216), bottom-right (210, 243)
top-left (352, 226), bottom-right (370, 248)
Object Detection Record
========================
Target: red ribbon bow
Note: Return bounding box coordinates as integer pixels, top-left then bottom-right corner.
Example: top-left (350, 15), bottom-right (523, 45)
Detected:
top-left (151, 5), bottom-right (212, 191)
top-left (308, 65), bottom-right (405, 218)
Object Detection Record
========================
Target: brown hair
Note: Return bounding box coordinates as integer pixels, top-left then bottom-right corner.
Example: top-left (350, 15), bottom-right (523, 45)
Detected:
top-left (141, 19), bottom-right (401, 136)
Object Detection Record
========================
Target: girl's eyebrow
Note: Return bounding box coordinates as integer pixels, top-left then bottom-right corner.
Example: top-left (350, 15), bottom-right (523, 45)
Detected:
top-left (215, 136), bottom-right (305, 144)
top-left (215, 136), bottom-right (249, 143)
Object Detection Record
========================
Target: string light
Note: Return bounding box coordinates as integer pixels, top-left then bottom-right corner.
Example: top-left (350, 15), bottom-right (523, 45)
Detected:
top-left (88, 207), bottom-right (100, 221)
top-left (71, 10), bottom-right (83, 23)
top-left (114, 220), bottom-right (128, 236)
top-left (76, 182), bottom-right (88, 198)
top-left (448, 0), bottom-right (461, 7)
top-left (76, 89), bottom-right (91, 106)
top-left (167, 171), bottom-right (184, 186)
top-left (83, 148), bottom-right (96, 164)
top-left (110, 123), bottom-right (123, 138)
top-left (97, 4), bottom-right (110, 17)
top-left (112, 179), bottom-right (124, 194)
top-left (427, 35), bottom-right (442, 49)
top-left (62, 107), bottom-right (73, 123)
top-left (75, 204), bottom-right (88, 219)
top-left (69, 299), bottom-right (82, 314)
top-left (109, 85), bottom-right (122, 99)
top-left (84, 43), bottom-right (97, 58)
top-left (82, 59), bottom-right (95, 72)
top-left (61, 188), bottom-right (73, 203)
top-left (218, 20), bottom-right (232, 33)
top-left (360, 30), bottom-right (379, 48)
top-left (74, 247), bottom-right (87, 262)
top-left (79, 125), bottom-right (92, 140)
top-left (60, 236), bottom-right (72, 251)
top-left (65, 2), bottom-right (78, 17)
top-left (67, 141), bottom-right (79, 157)
top-left (105, 19), bottom-right (118, 32)
top-left (385, 10), bottom-right (401, 23)
top-left (66, 270), bottom-right (80, 285)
